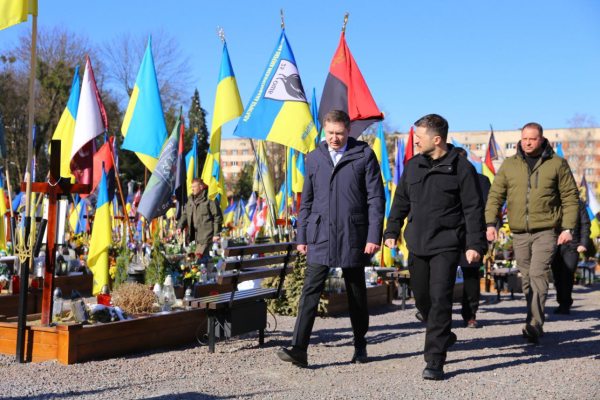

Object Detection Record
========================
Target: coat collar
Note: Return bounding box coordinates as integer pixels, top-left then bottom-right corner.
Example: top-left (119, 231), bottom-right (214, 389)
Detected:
top-left (318, 137), bottom-right (365, 167)
top-left (413, 143), bottom-right (459, 173)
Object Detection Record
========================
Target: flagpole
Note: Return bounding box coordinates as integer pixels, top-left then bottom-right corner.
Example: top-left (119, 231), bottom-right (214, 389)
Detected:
top-left (16, 12), bottom-right (38, 364)
top-left (284, 148), bottom-right (289, 241)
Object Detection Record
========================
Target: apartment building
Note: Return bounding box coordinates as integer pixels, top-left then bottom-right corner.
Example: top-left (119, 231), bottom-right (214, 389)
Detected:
top-left (220, 139), bottom-right (254, 180)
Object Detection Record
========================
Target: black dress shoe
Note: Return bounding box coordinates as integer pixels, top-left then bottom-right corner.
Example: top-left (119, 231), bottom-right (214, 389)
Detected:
top-left (415, 311), bottom-right (427, 323)
top-left (553, 306), bottom-right (564, 314)
top-left (423, 359), bottom-right (444, 380)
top-left (351, 347), bottom-right (368, 364)
top-left (277, 347), bottom-right (308, 368)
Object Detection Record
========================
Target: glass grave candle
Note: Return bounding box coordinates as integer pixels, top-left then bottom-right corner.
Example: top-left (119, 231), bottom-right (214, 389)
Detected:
top-left (52, 287), bottom-right (63, 323)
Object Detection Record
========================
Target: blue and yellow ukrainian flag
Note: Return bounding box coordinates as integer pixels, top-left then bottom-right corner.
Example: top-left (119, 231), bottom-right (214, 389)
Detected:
top-left (185, 135), bottom-right (197, 195)
top-left (234, 30), bottom-right (317, 153)
top-left (373, 123), bottom-right (394, 267)
top-left (87, 166), bottom-right (112, 295)
top-left (51, 66), bottom-right (80, 182)
top-left (310, 88), bottom-right (322, 145)
top-left (121, 36), bottom-right (167, 172)
top-left (0, 0), bottom-right (37, 31)
top-left (202, 43), bottom-right (243, 211)
top-left (293, 150), bottom-right (305, 193)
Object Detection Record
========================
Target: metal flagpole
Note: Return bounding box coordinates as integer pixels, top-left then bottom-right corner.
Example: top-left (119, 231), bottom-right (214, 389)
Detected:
top-left (15, 13), bottom-right (38, 363)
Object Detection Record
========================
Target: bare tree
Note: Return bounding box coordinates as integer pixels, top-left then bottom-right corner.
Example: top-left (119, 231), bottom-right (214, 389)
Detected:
top-left (565, 113), bottom-right (599, 184)
top-left (101, 28), bottom-right (192, 113)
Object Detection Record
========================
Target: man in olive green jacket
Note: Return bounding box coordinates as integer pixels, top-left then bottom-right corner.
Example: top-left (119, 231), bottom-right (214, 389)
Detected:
top-left (176, 178), bottom-right (223, 257)
top-left (485, 123), bottom-right (578, 344)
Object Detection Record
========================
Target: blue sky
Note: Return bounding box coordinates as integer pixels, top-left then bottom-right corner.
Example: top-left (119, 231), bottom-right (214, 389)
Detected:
top-left (1, 0), bottom-right (599, 138)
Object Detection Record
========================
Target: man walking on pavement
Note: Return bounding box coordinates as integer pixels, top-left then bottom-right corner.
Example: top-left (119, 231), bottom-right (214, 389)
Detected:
top-left (277, 110), bottom-right (385, 368)
top-left (485, 122), bottom-right (579, 344)
top-left (177, 178), bottom-right (223, 257)
top-left (384, 114), bottom-right (487, 380)
top-left (551, 199), bottom-right (590, 315)
top-left (455, 147), bottom-right (492, 329)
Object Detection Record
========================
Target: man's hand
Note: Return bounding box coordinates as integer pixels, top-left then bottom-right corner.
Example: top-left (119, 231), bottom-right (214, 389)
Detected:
top-left (364, 243), bottom-right (380, 254)
top-left (557, 231), bottom-right (573, 245)
top-left (466, 250), bottom-right (481, 264)
top-left (176, 229), bottom-right (182, 236)
top-left (212, 236), bottom-right (220, 242)
top-left (577, 245), bottom-right (587, 253)
top-left (486, 226), bottom-right (498, 242)
top-left (297, 244), bottom-right (307, 255)
top-left (384, 238), bottom-right (397, 249)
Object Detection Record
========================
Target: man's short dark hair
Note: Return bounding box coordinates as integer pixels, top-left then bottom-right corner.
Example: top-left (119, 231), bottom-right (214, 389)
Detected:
top-left (522, 122), bottom-right (543, 137)
top-left (454, 147), bottom-right (467, 157)
top-left (191, 178), bottom-right (204, 185)
top-left (323, 110), bottom-right (351, 129)
top-left (414, 114), bottom-right (449, 142)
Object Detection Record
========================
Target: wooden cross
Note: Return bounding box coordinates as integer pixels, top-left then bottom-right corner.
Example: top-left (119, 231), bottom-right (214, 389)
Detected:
top-left (20, 140), bottom-right (91, 326)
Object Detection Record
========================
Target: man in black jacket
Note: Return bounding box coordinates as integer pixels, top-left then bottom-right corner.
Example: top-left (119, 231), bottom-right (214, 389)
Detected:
top-left (455, 147), bottom-right (492, 329)
top-left (384, 114), bottom-right (487, 380)
top-left (551, 199), bottom-right (590, 315)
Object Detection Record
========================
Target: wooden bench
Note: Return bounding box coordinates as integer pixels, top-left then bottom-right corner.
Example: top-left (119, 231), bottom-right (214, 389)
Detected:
top-left (489, 267), bottom-right (519, 301)
top-left (386, 270), bottom-right (411, 310)
top-left (184, 242), bottom-right (296, 353)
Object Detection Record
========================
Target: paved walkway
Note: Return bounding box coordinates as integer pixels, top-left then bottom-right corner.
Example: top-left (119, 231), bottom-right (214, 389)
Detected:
top-left (1, 285), bottom-right (599, 399)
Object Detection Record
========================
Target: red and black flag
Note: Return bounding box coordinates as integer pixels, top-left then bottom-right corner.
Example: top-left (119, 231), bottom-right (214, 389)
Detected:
top-left (174, 114), bottom-right (187, 220)
top-left (318, 32), bottom-right (383, 137)
top-left (84, 137), bottom-right (116, 209)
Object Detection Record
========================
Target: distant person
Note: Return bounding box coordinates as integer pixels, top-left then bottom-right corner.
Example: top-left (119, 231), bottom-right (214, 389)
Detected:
top-left (551, 199), bottom-right (590, 314)
top-left (277, 110), bottom-right (385, 368)
top-left (384, 114), bottom-right (487, 380)
top-left (176, 178), bottom-right (223, 257)
top-left (485, 122), bottom-right (579, 344)
top-left (455, 147), bottom-right (491, 328)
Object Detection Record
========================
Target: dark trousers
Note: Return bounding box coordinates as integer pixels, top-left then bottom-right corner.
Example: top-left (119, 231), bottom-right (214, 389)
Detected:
top-left (551, 245), bottom-right (579, 309)
top-left (292, 262), bottom-right (369, 351)
top-left (409, 251), bottom-right (459, 362)
top-left (461, 267), bottom-right (481, 321)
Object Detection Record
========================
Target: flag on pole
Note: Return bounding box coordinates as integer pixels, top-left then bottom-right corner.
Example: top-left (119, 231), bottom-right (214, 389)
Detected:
top-left (51, 66), bottom-right (80, 182)
top-left (555, 142), bottom-right (565, 158)
top-left (404, 126), bottom-right (414, 165)
top-left (0, 0), bottom-right (37, 31)
top-left (88, 164), bottom-right (112, 295)
top-left (319, 32), bottom-right (383, 137)
top-left (0, 174), bottom-right (6, 250)
top-left (185, 135), bottom-right (197, 195)
top-left (202, 43), bottom-right (243, 211)
top-left (393, 138), bottom-right (404, 189)
top-left (310, 88), bottom-right (321, 144)
top-left (373, 122), bottom-right (393, 266)
top-left (71, 57), bottom-right (104, 185)
top-left (252, 141), bottom-right (277, 210)
top-left (174, 114), bottom-right (187, 220)
top-left (121, 36), bottom-right (167, 172)
top-left (84, 138), bottom-right (117, 209)
top-left (137, 113), bottom-right (182, 221)
top-left (234, 30), bottom-right (317, 153)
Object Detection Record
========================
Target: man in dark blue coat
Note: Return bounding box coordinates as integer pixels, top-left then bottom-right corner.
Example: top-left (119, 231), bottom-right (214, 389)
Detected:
top-left (384, 114), bottom-right (487, 380)
top-left (277, 110), bottom-right (385, 368)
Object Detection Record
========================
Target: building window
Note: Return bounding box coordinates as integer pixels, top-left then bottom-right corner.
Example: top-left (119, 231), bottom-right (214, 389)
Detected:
top-left (222, 161), bottom-right (228, 167)
top-left (551, 142), bottom-right (558, 149)
top-left (569, 155), bottom-right (578, 163)
top-left (571, 169), bottom-right (577, 176)
top-left (506, 143), bottom-right (516, 150)
top-left (231, 172), bottom-right (238, 178)
top-left (568, 141), bottom-right (578, 148)
top-left (585, 155), bottom-right (594, 162)
top-left (242, 161), bottom-right (249, 166)
top-left (475, 143), bottom-right (487, 151)
top-left (242, 150), bottom-right (249, 155)
top-left (231, 161), bottom-right (238, 166)
top-left (585, 141), bottom-right (594, 149)
top-left (585, 168), bottom-right (594, 176)
top-left (231, 150), bottom-right (238, 155)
